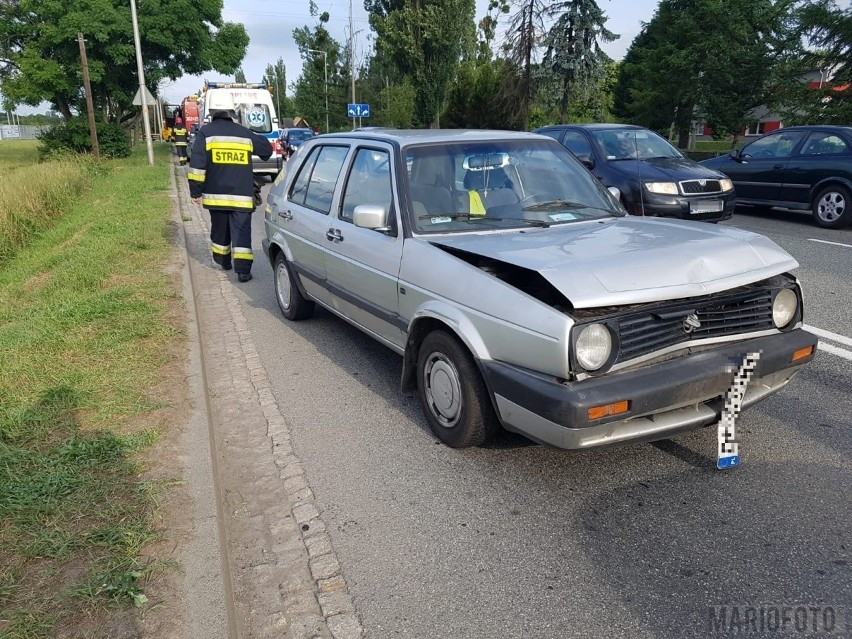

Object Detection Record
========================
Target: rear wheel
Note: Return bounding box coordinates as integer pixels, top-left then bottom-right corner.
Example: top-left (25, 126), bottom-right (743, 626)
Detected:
top-left (812, 184), bottom-right (851, 229)
top-left (274, 252), bottom-right (314, 320)
top-left (416, 331), bottom-right (499, 448)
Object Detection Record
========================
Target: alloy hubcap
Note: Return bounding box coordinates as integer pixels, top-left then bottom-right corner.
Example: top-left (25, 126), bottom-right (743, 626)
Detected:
top-left (818, 192), bottom-right (846, 222)
top-left (424, 353), bottom-right (461, 428)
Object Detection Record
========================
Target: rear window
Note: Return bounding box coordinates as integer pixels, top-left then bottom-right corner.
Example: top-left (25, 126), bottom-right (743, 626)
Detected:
top-left (238, 104), bottom-right (272, 134)
top-left (288, 130), bottom-right (315, 142)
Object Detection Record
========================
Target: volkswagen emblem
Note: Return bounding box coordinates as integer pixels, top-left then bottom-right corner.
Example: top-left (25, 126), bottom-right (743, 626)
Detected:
top-left (683, 313), bottom-right (701, 333)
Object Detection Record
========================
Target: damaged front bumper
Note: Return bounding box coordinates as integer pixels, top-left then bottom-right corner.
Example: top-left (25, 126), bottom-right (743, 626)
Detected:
top-left (481, 329), bottom-right (818, 449)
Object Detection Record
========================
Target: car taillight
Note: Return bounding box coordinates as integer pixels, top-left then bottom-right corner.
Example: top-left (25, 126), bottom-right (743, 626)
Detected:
top-left (273, 139), bottom-right (282, 154)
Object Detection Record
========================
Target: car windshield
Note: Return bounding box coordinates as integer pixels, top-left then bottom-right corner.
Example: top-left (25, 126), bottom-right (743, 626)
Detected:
top-left (592, 129), bottom-right (682, 161)
top-left (288, 130), bottom-right (314, 141)
top-left (405, 139), bottom-right (623, 234)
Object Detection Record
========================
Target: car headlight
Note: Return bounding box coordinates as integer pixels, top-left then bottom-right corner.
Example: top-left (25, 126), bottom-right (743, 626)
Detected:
top-left (772, 288), bottom-right (798, 328)
top-left (719, 178), bottom-right (733, 192)
top-left (575, 323), bottom-right (613, 371)
top-left (645, 181), bottom-right (679, 195)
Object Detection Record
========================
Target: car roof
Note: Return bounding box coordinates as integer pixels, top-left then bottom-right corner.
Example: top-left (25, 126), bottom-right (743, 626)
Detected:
top-left (317, 129), bottom-right (547, 144)
top-left (535, 123), bottom-right (647, 132)
top-left (762, 125), bottom-right (852, 132)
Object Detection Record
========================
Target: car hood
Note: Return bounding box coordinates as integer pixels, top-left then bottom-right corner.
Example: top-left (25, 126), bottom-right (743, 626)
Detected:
top-left (427, 218), bottom-right (798, 308)
top-left (611, 157), bottom-right (727, 182)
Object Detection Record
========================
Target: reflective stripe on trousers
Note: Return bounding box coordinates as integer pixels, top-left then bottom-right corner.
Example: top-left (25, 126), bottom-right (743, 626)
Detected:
top-left (209, 209), bottom-right (254, 274)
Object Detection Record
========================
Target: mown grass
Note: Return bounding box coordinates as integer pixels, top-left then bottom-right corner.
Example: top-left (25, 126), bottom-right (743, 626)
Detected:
top-left (0, 144), bottom-right (181, 637)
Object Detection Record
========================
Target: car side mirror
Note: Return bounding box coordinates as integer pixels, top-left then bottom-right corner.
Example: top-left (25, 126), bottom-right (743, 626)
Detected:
top-left (353, 205), bottom-right (391, 232)
top-left (576, 154), bottom-right (595, 170)
top-left (607, 186), bottom-right (621, 201)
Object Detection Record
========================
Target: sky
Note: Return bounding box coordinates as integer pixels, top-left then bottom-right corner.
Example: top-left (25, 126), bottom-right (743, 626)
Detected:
top-left (158, 0), bottom-right (659, 106)
top-left (9, 0), bottom-right (658, 115)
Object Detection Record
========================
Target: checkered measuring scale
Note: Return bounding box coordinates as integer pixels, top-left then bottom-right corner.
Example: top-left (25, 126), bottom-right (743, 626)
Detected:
top-left (716, 352), bottom-right (761, 469)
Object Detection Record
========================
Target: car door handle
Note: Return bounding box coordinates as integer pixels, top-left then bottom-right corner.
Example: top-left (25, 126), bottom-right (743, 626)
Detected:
top-left (278, 209), bottom-right (292, 220)
top-left (773, 164), bottom-right (784, 170)
top-left (326, 228), bottom-right (344, 243)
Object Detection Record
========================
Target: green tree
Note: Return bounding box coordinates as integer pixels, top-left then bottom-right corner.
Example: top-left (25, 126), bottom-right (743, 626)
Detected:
top-left (502, 0), bottom-right (547, 130)
top-left (264, 58), bottom-right (292, 120)
top-left (292, 5), bottom-right (348, 130)
top-left (541, 0), bottom-right (618, 122)
top-left (371, 0), bottom-right (477, 127)
top-left (0, 0), bottom-right (248, 123)
top-left (612, 0), bottom-right (800, 145)
top-left (234, 67), bottom-right (247, 83)
top-left (778, 0), bottom-right (852, 124)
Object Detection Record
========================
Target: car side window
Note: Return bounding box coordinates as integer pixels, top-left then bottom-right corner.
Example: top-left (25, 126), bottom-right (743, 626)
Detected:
top-left (289, 147), bottom-right (321, 206)
top-left (561, 131), bottom-right (593, 157)
top-left (537, 130), bottom-right (563, 142)
top-left (800, 133), bottom-right (850, 156)
top-left (742, 131), bottom-right (805, 159)
top-left (303, 145), bottom-right (349, 214)
top-left (340, 148), bottom-right (394, 232)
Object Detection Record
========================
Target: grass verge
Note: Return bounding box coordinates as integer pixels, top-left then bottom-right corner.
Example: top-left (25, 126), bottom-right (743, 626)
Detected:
top-left (0, 144), bottom-right (183, 638)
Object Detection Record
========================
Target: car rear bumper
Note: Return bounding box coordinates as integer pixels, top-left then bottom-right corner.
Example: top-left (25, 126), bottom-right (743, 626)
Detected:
top-left (252, 154), bottom-right (283, 173)
top-left (481, 329), bottom-right (817, 449)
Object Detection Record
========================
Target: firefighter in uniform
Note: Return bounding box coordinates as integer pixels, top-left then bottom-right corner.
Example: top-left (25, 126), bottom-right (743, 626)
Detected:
top-left (187, 110), bottom-right (273, 282)
top-left (173, 117), bottom-right (189, 165)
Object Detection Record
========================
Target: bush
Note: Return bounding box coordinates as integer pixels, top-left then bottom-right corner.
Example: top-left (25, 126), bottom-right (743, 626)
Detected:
top-left (38, 118), bottom-right (131, 159)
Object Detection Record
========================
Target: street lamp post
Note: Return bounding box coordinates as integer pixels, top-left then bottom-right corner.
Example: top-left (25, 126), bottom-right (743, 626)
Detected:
top-left (307, 49), bottom-right (329, 134)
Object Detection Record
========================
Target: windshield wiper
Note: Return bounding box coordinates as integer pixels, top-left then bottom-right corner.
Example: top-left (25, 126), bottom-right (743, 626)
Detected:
top-left (522, 199), bottom-right (588, 211)
top-left (522, 200), bottom-right (616, 215)
top-left (417, 213), bottom-right (550, 227)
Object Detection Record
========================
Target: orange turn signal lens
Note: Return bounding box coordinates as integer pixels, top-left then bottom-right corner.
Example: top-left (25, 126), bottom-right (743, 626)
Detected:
top-left (588, 400), bottom-right (630, 421)
top-left (791, 345), bottom-right (815, 362)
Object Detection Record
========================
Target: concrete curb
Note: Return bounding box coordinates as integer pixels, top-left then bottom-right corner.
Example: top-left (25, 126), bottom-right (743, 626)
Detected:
top-left (165, 164), bottom-right (235, 639)
top-left (172, 162), bottom-right (363, 639)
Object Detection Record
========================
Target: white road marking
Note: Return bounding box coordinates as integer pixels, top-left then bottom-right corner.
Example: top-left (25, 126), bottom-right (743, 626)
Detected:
top-left (804, 324), bottom-right (852, 348)
top-left (817, 342), bottom-right (852, 362)
top-left (808, 238), bottom-right (852, 249)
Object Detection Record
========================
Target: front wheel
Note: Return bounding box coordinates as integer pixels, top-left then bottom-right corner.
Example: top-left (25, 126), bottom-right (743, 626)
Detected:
top-left (812, 184), bottom-right (851, 229)
top-left (273, 252), bottom-right (314, 320)
top-left (416, 331), bottom-right (499, 448)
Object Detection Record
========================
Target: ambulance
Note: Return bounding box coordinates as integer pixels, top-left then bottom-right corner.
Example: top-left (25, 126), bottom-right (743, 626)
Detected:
top-left (199, 82), bottom-right (283, 177)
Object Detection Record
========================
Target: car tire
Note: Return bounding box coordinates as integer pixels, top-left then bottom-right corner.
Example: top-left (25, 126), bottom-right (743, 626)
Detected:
top-left (274, 252), bottom-right (314, 321)
top-left (416, 331), bottom-right (500, 448)
top-left (812, 184), bottom-right (851, 229)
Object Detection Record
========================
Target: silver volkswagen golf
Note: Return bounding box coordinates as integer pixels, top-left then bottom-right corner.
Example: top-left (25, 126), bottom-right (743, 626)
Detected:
top-left (262, 130), bottom-right (817, 452)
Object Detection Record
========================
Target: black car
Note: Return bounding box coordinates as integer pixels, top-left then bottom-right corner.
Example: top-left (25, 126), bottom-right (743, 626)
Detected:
top-left (533, 124), bottom-right (736, 222)
top-left (701, 125), bottom-right (852, 229)
top-left (280, 127), bottom-right (317, 158)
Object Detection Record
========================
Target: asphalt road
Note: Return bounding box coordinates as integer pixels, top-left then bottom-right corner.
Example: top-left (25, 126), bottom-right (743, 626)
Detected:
top-left (233, 198), bottom-right (851, 639)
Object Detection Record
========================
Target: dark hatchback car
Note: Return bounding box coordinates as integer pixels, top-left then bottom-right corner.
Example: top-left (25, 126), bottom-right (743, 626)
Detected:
top-left (280, 127), bottom-right (316, 157)
top-left (534, 124), bottom-right (736, 222)
top-left (701, 125), bottom-right (852, 229)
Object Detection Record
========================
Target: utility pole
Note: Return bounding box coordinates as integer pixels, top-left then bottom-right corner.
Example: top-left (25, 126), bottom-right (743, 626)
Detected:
top-left (77, 33), bottom-right (100, 158)
top-left (308, 49), bottom-right (329, 133)
top-left (350, 0), bottom-right (356, 129)
top-left (130, 0), bottom-right (154, 165)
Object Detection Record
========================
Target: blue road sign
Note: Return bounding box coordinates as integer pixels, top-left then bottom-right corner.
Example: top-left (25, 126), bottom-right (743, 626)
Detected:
top-left (347, 103), bottom-right (371, 118)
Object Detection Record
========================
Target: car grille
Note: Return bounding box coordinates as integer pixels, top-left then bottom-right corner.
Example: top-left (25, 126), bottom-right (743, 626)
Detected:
top-left (680, 179), bottom-right (722, 194)
top-left (616, 289), bottom-right (775, 363)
